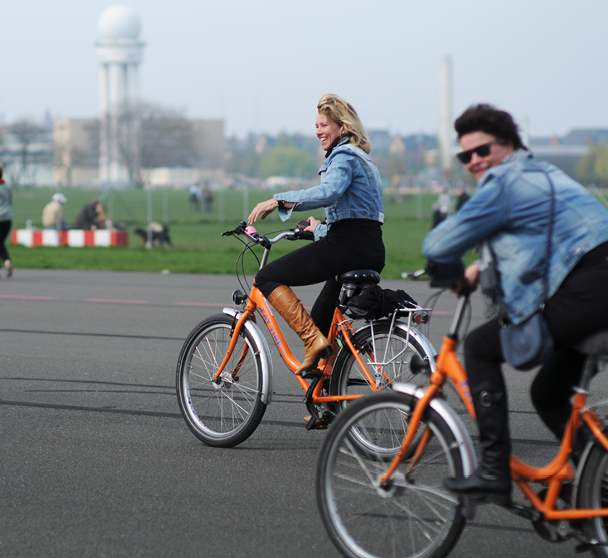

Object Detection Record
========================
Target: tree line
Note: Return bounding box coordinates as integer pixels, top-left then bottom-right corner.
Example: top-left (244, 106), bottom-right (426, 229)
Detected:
top-left (3, 104), bottom-right (608, 188)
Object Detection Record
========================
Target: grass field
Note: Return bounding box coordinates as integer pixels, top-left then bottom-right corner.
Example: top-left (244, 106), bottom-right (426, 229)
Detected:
top-left (8, 186), bottom-right (443, 278)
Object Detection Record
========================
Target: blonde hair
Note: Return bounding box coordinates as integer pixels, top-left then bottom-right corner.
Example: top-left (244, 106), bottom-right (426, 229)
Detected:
top-left (317, 94), bottom-right (371, 154)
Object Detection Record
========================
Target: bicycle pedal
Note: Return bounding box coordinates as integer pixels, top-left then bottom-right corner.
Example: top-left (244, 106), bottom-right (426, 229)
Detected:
top-left (306, 418), bottom-right (331, 431)
top-left (300, 368), bottom-right (322, 380)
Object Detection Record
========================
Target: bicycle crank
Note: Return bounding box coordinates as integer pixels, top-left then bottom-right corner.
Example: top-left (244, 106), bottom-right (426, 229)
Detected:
top-left (304, 375), bottom-right (335, 430)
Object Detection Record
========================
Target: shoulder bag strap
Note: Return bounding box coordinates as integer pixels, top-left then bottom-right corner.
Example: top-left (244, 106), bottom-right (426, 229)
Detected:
top-left (541, 173), bottom-right (556, 305)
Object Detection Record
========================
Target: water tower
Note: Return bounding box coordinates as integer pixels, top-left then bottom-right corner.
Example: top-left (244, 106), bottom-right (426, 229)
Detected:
top-left (96, 5), bottom-right (144, 186)
top-left (438, 56), bottom-right (453, 173)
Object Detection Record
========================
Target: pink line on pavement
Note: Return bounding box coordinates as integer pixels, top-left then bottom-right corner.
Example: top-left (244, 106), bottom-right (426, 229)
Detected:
top-left (85, 299), bottom-right (148, 304)
top-left (175, 302), bottom-right (226, 307)
top-left (0, 295), bottom-right (57, 300)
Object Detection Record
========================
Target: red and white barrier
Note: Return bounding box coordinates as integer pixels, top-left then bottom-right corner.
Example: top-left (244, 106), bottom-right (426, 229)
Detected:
top-left (11, 229), bottom-right (129, 248)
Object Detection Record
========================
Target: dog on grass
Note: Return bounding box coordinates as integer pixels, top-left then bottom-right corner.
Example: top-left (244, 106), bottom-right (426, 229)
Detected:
top-left (134, 222), bottom-right (173, 248)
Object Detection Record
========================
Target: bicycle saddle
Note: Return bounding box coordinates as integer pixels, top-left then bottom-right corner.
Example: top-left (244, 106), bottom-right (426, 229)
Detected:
top-left (576, 330), bottom-right (608, 356)
top-left (337, 269), bottom-right (381, 285)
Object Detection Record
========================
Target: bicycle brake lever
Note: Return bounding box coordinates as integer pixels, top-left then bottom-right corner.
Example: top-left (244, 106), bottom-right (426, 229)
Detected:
top-left (222, 221), bottom-right (248, 237)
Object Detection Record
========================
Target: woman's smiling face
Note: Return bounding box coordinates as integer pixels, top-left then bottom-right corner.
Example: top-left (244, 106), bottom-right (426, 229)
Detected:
top-left (316, 113), bottom-right (342, 151)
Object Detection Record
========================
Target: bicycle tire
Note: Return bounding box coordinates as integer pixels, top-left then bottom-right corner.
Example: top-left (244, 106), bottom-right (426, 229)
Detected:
top-left (176, 314), bottom-right (267, 447)
top-left (578, 444), bottom-right (608, 556)
top-left (330, 322), bottom-right (434, 458)
top-left (330, 321), bottom-right (434, 404)
top-left (317, 390), bottom-right (465, 558)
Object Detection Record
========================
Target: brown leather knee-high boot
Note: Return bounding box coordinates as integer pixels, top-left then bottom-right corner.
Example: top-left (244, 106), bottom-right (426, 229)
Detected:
top-left (268, 285), bottom-right (332, 375)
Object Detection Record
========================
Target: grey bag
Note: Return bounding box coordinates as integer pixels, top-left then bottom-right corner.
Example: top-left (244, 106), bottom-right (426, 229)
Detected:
top-left (499, 311), bottom-right (554, 370)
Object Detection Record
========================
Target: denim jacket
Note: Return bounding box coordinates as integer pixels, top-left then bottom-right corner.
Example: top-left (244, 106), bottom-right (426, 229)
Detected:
top-left (274, 138), bottom-right (384, 240)
top-left (423, 151), bottom-right (608, 324)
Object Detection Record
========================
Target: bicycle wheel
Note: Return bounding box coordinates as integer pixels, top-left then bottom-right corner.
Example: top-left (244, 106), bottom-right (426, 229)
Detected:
top-left (317, 390), bottom-right (465, 558)
top-left (578, 444), bottom-right (608, 556)
top-left (330, 322), bottom-right (435, 458)
top-left (331, 321), bottom-right (434, 406)
top-left (176, 314), bottom-right (267, 447)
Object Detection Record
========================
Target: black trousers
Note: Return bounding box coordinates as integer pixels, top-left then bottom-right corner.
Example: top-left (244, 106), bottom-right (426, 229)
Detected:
top-left (254, 219), bottom-right (385, 336)
top-left (0, 220), bottom-right (11, 262)
top-left (465, 242), bottom-right (608, 440)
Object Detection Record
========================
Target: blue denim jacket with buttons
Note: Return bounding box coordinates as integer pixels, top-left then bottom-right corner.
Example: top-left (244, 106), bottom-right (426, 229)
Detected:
top-left (274, 138), bottom-right (384, 240)
top-left (423, 151), bottom-right (608, 324)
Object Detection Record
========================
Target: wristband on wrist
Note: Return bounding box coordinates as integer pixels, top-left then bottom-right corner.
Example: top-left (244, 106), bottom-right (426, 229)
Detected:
top-left (277, 199), bottom-right (285, 210)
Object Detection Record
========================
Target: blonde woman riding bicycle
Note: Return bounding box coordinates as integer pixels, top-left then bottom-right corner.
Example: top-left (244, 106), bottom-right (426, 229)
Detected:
top-left (248, 94), bottom-right (385, 376)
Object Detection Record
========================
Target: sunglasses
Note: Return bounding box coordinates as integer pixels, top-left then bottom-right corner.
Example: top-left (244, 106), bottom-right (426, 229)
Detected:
top-left (456, 140), bottom-right (503, 164)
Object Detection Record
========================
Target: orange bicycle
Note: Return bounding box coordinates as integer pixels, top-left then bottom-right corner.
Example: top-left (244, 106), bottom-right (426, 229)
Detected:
top-left (175, 223), bottom-right (436, 448)
top-left (317, 271), bottom-right (608, 558)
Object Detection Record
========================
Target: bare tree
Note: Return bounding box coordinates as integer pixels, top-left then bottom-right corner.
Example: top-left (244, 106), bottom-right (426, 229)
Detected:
top-left (116, 102), bottom-right (197, 188)
top-left (54, 119), bottom-right (99, 187)
top-left (5, 119), bottom-right (47, 186)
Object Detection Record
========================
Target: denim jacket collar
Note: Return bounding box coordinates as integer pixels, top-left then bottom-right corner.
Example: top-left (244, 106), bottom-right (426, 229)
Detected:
top-left (325, 136), bottom-right (350, 158)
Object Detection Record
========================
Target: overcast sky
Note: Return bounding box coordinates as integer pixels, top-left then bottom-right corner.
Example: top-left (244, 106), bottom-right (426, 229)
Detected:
top-left (3, 1), bottom-right (607, 139)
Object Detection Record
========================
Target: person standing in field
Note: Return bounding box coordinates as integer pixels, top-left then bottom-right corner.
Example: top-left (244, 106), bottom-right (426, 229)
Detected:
top-left (0, 166), bottom-right (13, 277)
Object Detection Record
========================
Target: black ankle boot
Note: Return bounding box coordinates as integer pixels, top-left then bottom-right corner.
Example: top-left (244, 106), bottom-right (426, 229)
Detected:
top-left (443, 468), bottom-right (511, 505)
top-left (443, 386), bottom-right (512, 505)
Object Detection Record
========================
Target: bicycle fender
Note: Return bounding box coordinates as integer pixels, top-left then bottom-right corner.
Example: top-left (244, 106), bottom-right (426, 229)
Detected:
top-left (223, 308), bottom-right (274, 405)
top-left (354, 321), bottom-right (438, 372)
top-left (392, 382), bottom-right (478, 476)
top-left (571, 440), bottom-right (597, 506)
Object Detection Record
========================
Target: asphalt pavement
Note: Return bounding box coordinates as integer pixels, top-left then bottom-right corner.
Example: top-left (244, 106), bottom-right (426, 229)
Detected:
top-left (0, 268), bottom-right (602, 557)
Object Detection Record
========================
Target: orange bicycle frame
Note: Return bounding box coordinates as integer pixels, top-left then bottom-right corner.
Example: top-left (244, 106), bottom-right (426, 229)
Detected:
top-left (212, 284), bottom-right (389, 404)
top-left (381, 295), bottom-right (608, 522)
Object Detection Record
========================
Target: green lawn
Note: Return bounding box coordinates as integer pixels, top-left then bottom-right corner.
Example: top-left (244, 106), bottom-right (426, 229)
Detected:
top-left (9, 186), bottom-right (440, 278)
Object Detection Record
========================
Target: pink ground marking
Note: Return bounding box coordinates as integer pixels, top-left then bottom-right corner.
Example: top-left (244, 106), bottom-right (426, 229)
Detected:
top-left (0, 295), bottom-right (57, 300)
top-left (85, 299), bottom-right (148, 304)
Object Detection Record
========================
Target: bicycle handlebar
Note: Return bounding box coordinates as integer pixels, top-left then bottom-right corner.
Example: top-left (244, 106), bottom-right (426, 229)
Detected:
top-left (222, 221), bottom-right (314, 245)
top-left (401, 268), bottom-right (427, 280)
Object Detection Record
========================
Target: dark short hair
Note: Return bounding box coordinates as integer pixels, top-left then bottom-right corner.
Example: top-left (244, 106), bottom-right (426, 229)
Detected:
top-left (454, 104), bottom-right (526, 150)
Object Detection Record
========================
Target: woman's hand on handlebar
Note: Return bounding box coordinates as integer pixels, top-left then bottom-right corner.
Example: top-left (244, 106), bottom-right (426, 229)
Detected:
top-left (304, 216), bottom-right (320, 234)
top-left (452, 262), bottom-right (480, 297)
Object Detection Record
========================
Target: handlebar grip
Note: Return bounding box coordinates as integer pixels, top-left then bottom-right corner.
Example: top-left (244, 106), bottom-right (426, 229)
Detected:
top-left (401, 269), bottom-right (427, 280)
top-left (222, 221), bottom-right (248, 237)
top-left (298, 231), bottom-right (314, 241)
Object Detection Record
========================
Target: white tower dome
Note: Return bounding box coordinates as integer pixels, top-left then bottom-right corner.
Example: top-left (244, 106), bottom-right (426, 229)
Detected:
top-left (98, 5), bottom-right (141, 41)
top-left (96, 5), bottom-right (145, 186)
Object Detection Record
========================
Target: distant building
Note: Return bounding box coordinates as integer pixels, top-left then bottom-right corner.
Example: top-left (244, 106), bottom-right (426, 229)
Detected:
top-left (528, 143), bottom-right (588, 179)
top-left (368, 130), bottom-right (393, 153)
top-left (53, 117), bottom-right (225, 188)
top-left (529, 128), bottom-right (608, 179)
top-left (54, 118), bottom-right (99, 186)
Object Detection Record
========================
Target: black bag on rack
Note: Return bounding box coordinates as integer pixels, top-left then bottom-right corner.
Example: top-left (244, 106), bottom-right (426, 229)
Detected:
top-left (345, 284), bottom-right (418, 321)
